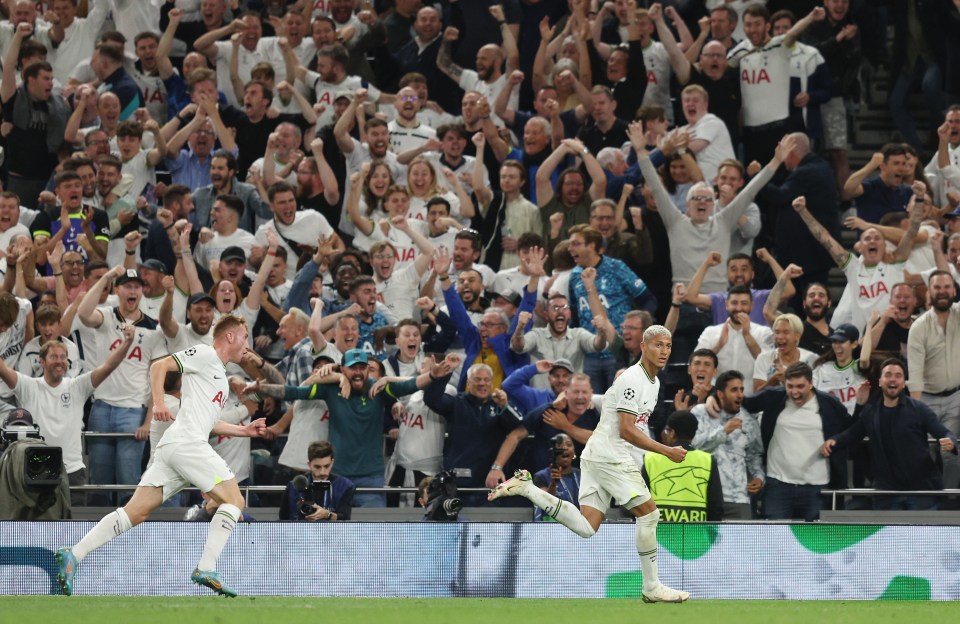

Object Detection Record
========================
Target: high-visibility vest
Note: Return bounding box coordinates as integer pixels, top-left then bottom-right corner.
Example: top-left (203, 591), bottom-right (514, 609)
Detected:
top-left (644, 448), bottom-right (713, 523)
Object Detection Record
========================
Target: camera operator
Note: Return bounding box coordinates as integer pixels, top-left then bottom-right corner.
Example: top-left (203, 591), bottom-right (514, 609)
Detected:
top-left (417, 470), bottom-right (464, 522)
top-left (280, 441), bottom-right (355, 522)
top-left (531, 434), bottom-right (580, 522)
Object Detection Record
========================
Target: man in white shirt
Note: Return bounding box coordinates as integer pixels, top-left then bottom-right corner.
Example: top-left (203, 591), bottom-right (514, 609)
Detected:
top-left (369, 220), bottom-right (436, 321)
top-left (252, 181), bottom-right (341, 282)
top-left (793, 192), bottom-right (922, 334)
top-left (436, 6), bottom-right (519, 125)
top-left (489, 325), bottom-right (690, 603)
top-left (727, 4), bottom-right (824, 163)
top-left (47, 0), bottom-right (109, 84)
top-left (1, 324), bottom-right (133, 504)
top-left (677, 84), bottom-right (735, 181)
top-left (753, 313), bottom-right (817, 392)
top-left (56, 315), bottom-right (267, 598)
top-left (696, 285), bottom-right (774, 377)
top-left (194, 12), bottom-right (265, 108)
top-left (388, 85), bottom-right (437, 154)
top-left (296, 43), bottom-right (386, 130)
top-left (77, 266), bottom-right (167, 504)
top-left (742, 361), bottom-right (851, 521)
top-left (195, 194), bottom-right (256, 269)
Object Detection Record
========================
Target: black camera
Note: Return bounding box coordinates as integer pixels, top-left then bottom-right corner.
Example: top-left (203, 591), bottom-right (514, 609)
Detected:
top-left (292, 475), bottom-right (331, 518)
top-left (424, 470), bottom-right (462, 521)
top-left (550, 434), bottom-right (566, 467)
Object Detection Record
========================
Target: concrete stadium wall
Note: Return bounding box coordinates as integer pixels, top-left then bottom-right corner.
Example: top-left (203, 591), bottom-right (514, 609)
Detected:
top-left (0, 522), bottom-right (954, 600)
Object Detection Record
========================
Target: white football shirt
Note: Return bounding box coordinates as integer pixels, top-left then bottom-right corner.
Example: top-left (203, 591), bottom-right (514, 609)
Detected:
top-left (160, 343), bottom-right (230, 447)
top-left (582, 361), bottom-right (660, 464)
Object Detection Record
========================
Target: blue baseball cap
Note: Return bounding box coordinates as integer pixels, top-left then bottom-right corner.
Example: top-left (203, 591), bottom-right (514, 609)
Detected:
top-left (828, 323), bottom-right (860, 342)
top-left (342, 349), bottom-right (369, 368)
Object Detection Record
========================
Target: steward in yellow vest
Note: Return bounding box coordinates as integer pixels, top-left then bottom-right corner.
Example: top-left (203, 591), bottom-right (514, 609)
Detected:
top-left (641, 411), bottom-right (723, 522)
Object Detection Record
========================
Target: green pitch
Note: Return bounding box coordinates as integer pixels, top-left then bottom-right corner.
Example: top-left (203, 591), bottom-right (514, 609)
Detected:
top-left (0, 597), bottom-right (955, 624)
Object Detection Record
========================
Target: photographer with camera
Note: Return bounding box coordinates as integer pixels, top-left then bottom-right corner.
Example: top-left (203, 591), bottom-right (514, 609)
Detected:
top-left (417, 470), bottom-right (464, 522)
top-left (280, 441), bottom-right (355, 522)
top-left (531, 434), bottom-right (580, 522)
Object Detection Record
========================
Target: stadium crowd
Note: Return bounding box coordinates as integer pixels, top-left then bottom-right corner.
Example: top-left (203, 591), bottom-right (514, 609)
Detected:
top-left (0, 0), bottom-right (959, 522)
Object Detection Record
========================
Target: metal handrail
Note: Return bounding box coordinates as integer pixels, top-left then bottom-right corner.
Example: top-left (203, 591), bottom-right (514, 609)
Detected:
top-left (821, 488), bottom-right (960, 510)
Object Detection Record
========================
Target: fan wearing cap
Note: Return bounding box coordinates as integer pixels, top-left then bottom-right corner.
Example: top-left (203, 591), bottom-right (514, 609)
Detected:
top-left (194, 195), bottom-right (256, 270)
top-left (159, 282), bottom-right (217, 351)
top-left (128, 258), bottom-right (183, 322)
top-left (250, 349), bottom-right (459, 507)
top-left (0, 291), bottom-right (34, 416)
top-left (0, 324), bottom-right (134, 505)
top-left (76, 265), bottom-right (168, 502)
top-left (813, 322), bottom-right (872, 416)
top-left (251, 181), bottom-right (342, 283)
top-left (503, 358), bottom-right (575, 415)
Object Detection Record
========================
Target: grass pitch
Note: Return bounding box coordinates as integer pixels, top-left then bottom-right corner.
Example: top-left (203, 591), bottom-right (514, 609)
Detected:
top-left (0, 597), bottom-right (954, 624)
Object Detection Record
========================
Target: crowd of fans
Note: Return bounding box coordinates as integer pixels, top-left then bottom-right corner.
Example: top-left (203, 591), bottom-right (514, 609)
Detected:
top-left (1, 0), bottom-right (960, 522)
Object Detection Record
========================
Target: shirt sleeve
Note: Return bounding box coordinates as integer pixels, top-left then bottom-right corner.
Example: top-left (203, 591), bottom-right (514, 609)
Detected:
top-left (614, 376), bottom-right (641, 415)
top-left (171, 344), bottom-right (216, 375)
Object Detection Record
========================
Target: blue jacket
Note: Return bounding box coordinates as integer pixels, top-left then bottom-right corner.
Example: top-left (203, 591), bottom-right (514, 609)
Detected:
top-left (279, 473), bottom-right (355, 521)
top-left (423, 374), bottom-right (525, 488)
top-left (443, 283), bottom-right (529, 390)
top-left (502, 364), bottom-right (555, 416)
top-left (743, 388), bottom-right (852, 489)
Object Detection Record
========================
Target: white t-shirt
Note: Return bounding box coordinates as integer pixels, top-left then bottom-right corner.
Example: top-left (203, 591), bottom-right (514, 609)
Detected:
top-left (91, 308), bottom-right (166, 407)
top-left (305, 70), bottom-right (381, 130)
top-left (129, 64), bottom-right (168, 123)
top-left (121, 149), bottom-right (156, 198)
top-left (13, 371), bottom-right (95, 473)
top-left (696, 322), bottom-right (774, 379)
top-left (160, 343), bottom-right (229, 447)
top-left (140, 290), bottom-right (188, 327)
top-left (278, 399), bottom-right (329, 471)
top-left (685, 113), bottom-right (735, 182)
top-left (752, 348), bottom-right (817, 385)
top-left (209, 393), bottom-right (252, 483)
top-left (213, 41), bottom-right (264, 108)
top-left (17, 336), bottom-right (81, 379)
top-left (832, 257), bottom-right (906, 333)
top-left (393, 388), bottom-right (446, 473)
top-left (255, 211), bottom-right (335, 281)
top-left (727, 34), bottom-right (793, 127)
top-left (766, 394), bottom-right (830, 485)
top-left (458, 70), bottom-right (516, 123)
top-left (0, 297), bottom-right (32, 399)
top-left (196, 229), bottom-right (257, 269)
top-left (813, 360), bottom-right (864, 416)
top-left (582, 361), bottom-right (659, 464)
top-left (640, 41), bottom-right (673, 123)
top-left (387, 120), bottom-right (437, 155)
top-left (376, 261), bottom-right (423, 322)
top-left (48, 0), bottom-right (110, 84)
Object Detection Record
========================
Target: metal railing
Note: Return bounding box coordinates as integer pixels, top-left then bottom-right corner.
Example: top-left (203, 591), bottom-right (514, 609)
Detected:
top-left (821, 488), bottom-right (960, 510)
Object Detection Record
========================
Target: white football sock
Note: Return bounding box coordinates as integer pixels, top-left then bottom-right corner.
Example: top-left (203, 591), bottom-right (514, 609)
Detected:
top-left (524, 485), bottom-right (596, 538)
top-left (636, 509), bottom-right (660, 591)
top-left (73, 508), bottom-right (132, 561)
top-left (197, 503), bottom-right (240, 571)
